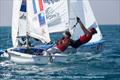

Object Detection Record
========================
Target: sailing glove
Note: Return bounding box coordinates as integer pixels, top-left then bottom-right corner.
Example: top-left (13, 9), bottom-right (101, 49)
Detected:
top-left (76, 17), bottom-right (80, 22)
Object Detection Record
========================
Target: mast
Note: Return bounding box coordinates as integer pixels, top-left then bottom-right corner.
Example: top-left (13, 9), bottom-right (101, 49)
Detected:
top-left (26, 0), bottom-right (30, 48)
top-left (67, 0), bottom-right (70, 29)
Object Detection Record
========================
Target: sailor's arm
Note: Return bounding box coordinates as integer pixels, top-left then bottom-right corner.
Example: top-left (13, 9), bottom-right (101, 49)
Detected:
top-left (77, 17), bottom-right (90, 34)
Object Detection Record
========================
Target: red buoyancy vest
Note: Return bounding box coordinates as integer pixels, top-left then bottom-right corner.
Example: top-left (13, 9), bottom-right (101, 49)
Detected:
top-left (80, 34), bottom-right (92, 44)
top-left (56, 37), bottom-right (70, 52)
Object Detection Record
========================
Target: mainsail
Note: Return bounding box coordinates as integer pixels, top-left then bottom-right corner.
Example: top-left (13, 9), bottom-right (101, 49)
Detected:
top-left (27, 0), bottom-right (50, 43)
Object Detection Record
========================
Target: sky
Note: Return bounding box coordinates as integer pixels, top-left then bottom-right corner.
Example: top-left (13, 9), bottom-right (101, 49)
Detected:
top-left (0, 0), bottom-right (120, 26)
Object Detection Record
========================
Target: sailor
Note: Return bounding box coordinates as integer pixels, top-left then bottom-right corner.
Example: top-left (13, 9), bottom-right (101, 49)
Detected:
top-left (17, 32), bottom-right (32, 48)
top-left (44, 31), bottom-right (71, 55)
top-left (42, 31), bottom-right (71, 63)
top-left (17, 37), bottom-right (26, 47)
top-left (69, 17), bottom-right (97, 48)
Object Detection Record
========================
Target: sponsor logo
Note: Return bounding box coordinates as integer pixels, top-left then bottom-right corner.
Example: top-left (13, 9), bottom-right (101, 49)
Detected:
top-left (20, 13), bottom-right (26, 19)
top-left (46, 7), bottom-right (59, 20)
top-left (44, 0), bottom-right (60, 4)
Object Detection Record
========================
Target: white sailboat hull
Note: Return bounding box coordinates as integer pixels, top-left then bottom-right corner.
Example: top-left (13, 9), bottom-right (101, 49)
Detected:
top-left (6, 48), bottom-right (68, 64)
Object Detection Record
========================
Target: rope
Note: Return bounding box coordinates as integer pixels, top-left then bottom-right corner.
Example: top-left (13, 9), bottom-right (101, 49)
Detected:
top-left (71, 22), bottom-right (78, 29)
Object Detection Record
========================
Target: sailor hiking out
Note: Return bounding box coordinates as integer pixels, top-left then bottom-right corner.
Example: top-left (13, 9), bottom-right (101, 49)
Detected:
top-left (69, 17), bottom-right (97, 48)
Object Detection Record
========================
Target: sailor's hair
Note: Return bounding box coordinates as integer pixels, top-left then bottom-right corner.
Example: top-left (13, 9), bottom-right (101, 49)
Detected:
top-left (90, 28), bottom-right (97, 34)
top-left (64, 31), bottom-right (71, 37)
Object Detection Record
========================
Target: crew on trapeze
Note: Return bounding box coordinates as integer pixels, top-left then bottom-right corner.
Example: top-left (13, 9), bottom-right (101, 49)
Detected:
top-left (69, 17), bottom-right (97, 48)
top-left (44, 17), bottom-right (97, 55)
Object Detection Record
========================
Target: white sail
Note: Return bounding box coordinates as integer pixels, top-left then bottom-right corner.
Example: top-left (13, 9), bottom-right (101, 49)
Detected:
top-left (18, 0), bottom-right (27, 37)
top-left (44, 0), bottom-right (69, 33)
top-left (68, 0), bottom-right (102, 43)
top-left (68, 0), bottom-right (85, 40)
top-left (12, 0), bottom-right (22, 47)
top-left (83, 0), bottom-right (102, 43)
top-left (27, 0), bottom-right (50, 43)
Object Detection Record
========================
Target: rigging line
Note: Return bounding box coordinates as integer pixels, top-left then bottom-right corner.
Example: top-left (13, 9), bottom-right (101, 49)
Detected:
top-left (67, 0), bottom-right (70, 27)
top-left (71, 22), bottom-right (78, 29)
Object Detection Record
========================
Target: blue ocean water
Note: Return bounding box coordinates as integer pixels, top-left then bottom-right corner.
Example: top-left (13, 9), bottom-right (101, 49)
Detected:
top-left (0, 25), bottom-right (120, 80)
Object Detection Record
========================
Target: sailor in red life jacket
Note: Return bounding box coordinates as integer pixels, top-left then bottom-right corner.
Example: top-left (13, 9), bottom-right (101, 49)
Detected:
top-left (69, 17), bottom-right (97, 48)
top-left (45, 31), bottom-right (71, 55)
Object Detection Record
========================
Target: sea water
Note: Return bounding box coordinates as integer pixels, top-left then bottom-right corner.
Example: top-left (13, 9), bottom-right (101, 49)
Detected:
top-left (0, 25), bottom-right (120, 80)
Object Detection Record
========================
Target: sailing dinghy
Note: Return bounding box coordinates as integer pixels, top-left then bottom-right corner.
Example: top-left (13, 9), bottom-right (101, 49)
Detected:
top-left (0, 0), bottom-right (104, 64)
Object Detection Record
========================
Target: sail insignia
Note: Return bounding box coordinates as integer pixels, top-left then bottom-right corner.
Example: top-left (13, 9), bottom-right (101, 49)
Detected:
top-left (32, 0), bottom-right (46, 26)
top-left (27, 0), bottom-right (51, 43)
top-left (32, 0), bottom-right (37, 14)
top-left (20, 0), bottom-right (26, 12)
